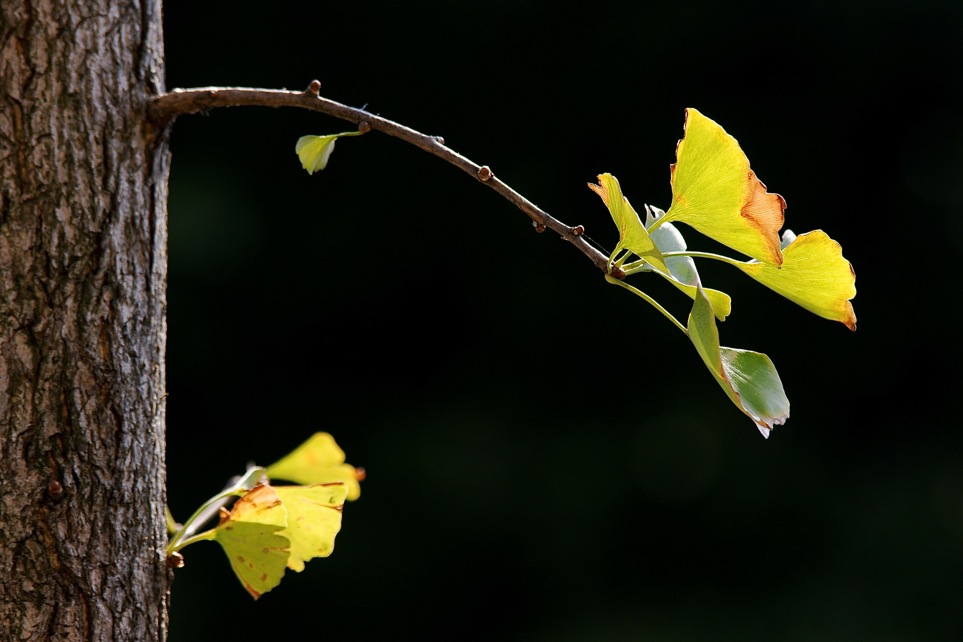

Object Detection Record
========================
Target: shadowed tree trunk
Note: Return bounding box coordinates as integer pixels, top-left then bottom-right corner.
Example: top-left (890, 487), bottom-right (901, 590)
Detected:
top-left (0, 0), bottom-right (170, 639)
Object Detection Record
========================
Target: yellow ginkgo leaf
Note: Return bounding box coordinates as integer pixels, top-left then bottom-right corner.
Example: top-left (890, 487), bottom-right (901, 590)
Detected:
top-left (295, 131), bottom-right (363, 174)
top-left (734, 230), bottom-right (857, 330)
top-left (662, 108), bottom-right (785, 266)
top-left (213, 484), bottom-right (290, 599)
top-left (266, 432), bottom-right (364, 500)
top-left (276, 483), bottom-right (348, 572)
top-left (589, 173), bottom-right (669, 275)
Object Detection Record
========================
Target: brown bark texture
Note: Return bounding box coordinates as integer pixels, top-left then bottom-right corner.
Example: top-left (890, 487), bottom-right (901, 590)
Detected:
top-left (0, 0), bottom-right (170, 639)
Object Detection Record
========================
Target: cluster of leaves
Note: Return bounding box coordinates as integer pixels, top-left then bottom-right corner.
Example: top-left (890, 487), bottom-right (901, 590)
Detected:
top-left (593, 109), bottom-right (856, 436)
top-left (166, 433), bottom-right (363, 598)
top-left (295, 109), bottom-right (856, 436)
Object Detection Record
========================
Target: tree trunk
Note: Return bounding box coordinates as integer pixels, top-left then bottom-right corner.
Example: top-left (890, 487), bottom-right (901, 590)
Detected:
top-left (0, 0), bottom-right (170, 639)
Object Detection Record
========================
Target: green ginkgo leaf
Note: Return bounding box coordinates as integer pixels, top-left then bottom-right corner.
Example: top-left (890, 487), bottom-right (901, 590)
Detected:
top-left (295, 131), bottom-right (363, 174)
top-left (266, 432), bottom-right (364, 500)
top-left (589, 173), bottom-right (668, 275)
top-left (213, 484), bottom-right (290, 599)
top-left (641, 205), bottom-right (732, 321)
top-left (661, 108), bottom-right (785, 266)
top-left (733, 229), bottom-right (857, 330)
top-left (687, 285), bottom-right (790, 437)
top-left (276, 484), bottom-right (348, 572)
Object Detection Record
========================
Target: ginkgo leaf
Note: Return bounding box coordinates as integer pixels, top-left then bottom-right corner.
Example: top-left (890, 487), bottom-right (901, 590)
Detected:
top-left (642, 205), bottom-right (732, 321)
top-left (295, 132), bottom-right (363, 174)
top-left (213, 484), bottom-right (290, 599)
top-left (687, 286), bottom-right (790, 437)
top-left (661, 108), bottom-right (785, 266)
top-left (266, 432), bottom-right (364, 500)
top-left (594, 183), bottom-right (731, 321)
top-left (733, 230), bottom-right (857, 330)
top-left (589, 173), bottom-right (668, 275)
top-left (276, 483), bottom-right (348, 572)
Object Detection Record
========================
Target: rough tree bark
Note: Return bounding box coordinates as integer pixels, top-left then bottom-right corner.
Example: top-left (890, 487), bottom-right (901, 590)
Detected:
top-left (0, 0), bottom-right (170, 639)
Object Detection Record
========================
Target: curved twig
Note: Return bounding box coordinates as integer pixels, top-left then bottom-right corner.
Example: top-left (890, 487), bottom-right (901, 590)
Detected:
top-left (149, 80), bottom-right (611, 272)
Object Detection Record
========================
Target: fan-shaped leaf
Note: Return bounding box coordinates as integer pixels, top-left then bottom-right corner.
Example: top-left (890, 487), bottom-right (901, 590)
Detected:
top-left (266, 432), bottom-right (364, 500)
top-left (662, 109), bottom-right (785, 265)
top-left (213, 484), bottom-right (290, 599)
top-left (276, 484), bottom-right (348, 572)
top-left (643, 205), bottom-right (732, 321)
top-left (687, 286), bottom-right (790, 437)
top-left (589, 173), bottom-right (668, 274)
top-left (734, 230), bottom-right (857, 330)
top-left (295, 131), bottom-right (362, 174)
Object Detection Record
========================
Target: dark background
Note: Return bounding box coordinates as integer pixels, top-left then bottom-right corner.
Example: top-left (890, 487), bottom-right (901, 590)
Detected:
top-left (161, 1), bottom-right (962, 639)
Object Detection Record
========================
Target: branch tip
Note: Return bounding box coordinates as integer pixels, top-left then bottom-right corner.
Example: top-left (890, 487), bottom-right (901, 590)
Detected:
top-left (477, 165), bottom-right (493, 182)
top-left (306, 80), bottom-right (322, 96)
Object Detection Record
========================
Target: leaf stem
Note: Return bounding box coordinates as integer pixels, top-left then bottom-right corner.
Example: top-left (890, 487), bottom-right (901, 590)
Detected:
top-left (168, 528), bottom-right (218, 554)
top-left (166, 506), bottom-right (180, 536)
top-left (604, 275), bottom-right (687, 335)
top-left (662, 250), bottom-right (744, 266)
top-left (166, 466), bottom-right (266, 555)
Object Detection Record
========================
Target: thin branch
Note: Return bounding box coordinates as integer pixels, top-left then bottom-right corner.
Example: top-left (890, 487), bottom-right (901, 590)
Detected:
top-left (150, 81), bottom-right (611, 272)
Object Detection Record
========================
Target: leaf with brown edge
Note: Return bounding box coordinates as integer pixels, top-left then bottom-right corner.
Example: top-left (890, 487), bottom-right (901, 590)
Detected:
top-left (662, 108), bottom-right (785, 266)
top-left (589, 173), bottom-right (669, 275)
top-left (734, 229), bottom-right (857, 330)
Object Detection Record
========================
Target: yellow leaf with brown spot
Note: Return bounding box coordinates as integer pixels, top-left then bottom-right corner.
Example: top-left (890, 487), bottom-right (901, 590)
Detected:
top-left (276, 484), bottom-right (348, 572)
top-left (213, 484), bottom-right (290, 599)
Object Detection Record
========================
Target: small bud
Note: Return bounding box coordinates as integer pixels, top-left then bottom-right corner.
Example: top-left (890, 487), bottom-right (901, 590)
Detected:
top-left (609, 265), bottom-right (626, 280)
top-left (358, 121), bottom-right (371, 134)
top-left (433, 136), bottom-right (445, 145)
top-left (306, 80), bottom-right (322, 96)
top-left (533, 222), bottom-right (547, 233)
top-left (572, 225), bottom-right (585, 236)
top-left (477, 165), bottom-right (493, 182)
top-left (167, 552), bottom-right (185, 569)
top-left (48, 480), bottom-right (64, 500)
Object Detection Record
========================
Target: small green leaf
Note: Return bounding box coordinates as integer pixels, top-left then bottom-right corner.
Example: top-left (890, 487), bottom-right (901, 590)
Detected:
top-left (734, 229), bottom-right (857, 330)
top-left (276, 484), bottom-right (348, 572)
top-left (295, 132), bottom-right (362, 174)
top-left (662, 109), bottom-right (785, 266)
top-left (266, 432), bottom-right (364, 500)
top-left (687, 285), bottom-right (790, 437)
top-left (642, 205), bottom-right (732, 321)
top-left (213, 484), bottom-right (290, 599)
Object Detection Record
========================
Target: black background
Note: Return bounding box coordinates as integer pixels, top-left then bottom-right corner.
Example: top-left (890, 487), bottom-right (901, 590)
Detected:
top-left (162, 1), bottom-right (962, 639)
